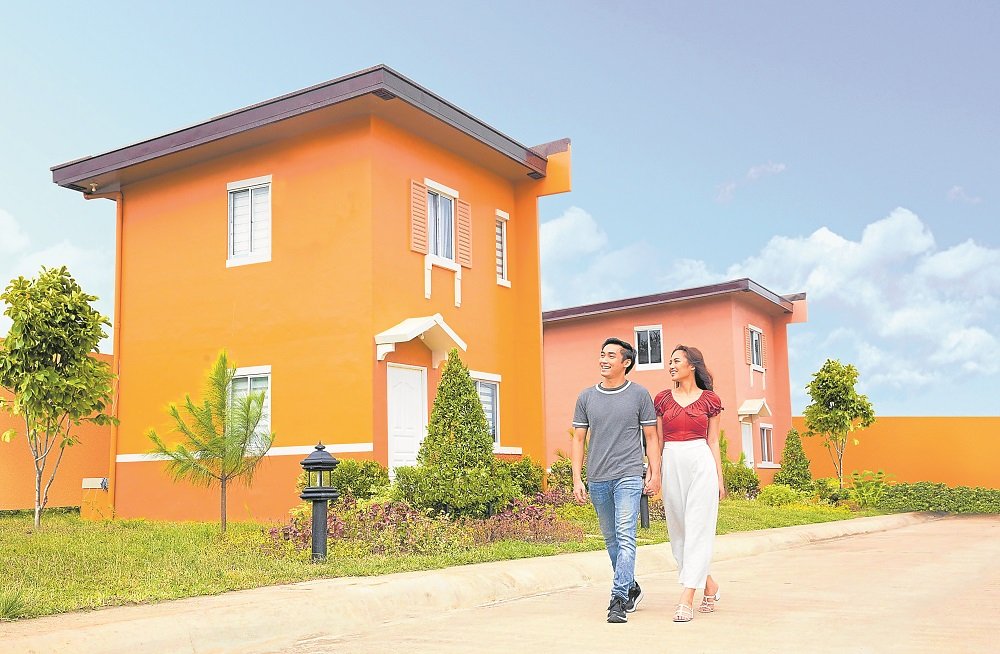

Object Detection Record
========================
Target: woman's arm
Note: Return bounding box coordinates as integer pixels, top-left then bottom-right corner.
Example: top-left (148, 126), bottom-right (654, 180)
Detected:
top-left (706, 414), bottom-right (726, 499)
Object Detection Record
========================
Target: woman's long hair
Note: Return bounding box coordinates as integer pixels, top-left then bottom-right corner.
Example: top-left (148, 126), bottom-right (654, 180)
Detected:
top-left (671, 344), bottom-right (714, 391)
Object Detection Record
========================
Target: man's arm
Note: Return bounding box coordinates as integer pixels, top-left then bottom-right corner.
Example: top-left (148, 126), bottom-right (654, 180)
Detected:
top-left (572, 426), bottom-right (588, 503)
top-left (642, 424), bottom-right (661, 495)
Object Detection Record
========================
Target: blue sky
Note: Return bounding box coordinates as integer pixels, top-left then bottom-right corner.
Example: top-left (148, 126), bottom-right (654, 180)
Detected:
top-left (1, 2), bottom-right (997, 415)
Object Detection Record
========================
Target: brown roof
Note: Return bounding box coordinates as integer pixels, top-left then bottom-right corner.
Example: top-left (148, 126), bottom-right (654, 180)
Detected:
top-left (52, 65), bottom-right (562, 193)
top-left (542, 278), bottom-right (805, 323)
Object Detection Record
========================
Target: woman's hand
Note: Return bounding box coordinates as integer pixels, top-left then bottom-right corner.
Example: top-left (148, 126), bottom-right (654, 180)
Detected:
top-left (718, 478), bottom-right (727, 500)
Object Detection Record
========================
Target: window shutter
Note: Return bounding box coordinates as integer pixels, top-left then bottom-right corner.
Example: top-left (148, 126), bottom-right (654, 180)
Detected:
top-left (456, 199), bottom-right (472, 268)
top-left (744, 326), bottom-right (752, 365)
top-left (410, 180), bottom-right (428, 254)
top-left (761, 332), bottom-right (768, 367)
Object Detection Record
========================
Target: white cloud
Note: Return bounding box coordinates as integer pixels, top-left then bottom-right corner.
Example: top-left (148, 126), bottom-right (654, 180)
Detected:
top-left (716, 161), bottom-right (787, 202)
top-left (947, 185), bottom-right (982, 204)
top-left (0, 208), bottom-right (31, 254)
top-left (746, 162), bottom-right (787, 181)
top-left (542, 205), bottom-right (1000, 405)
top-left (539, 206), bottom-right (608, 263)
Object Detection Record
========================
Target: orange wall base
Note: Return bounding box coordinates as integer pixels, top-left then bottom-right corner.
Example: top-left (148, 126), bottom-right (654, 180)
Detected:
top-left (792, 416), bottom-right (999, 489)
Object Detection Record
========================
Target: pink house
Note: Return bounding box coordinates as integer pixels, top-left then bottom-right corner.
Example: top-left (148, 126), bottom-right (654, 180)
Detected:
top-left (542, 279), bottom-right (807, 484)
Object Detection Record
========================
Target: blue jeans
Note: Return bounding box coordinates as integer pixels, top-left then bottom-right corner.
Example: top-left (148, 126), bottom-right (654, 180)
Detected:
top-left (589, 476), bottom-right (643, 600)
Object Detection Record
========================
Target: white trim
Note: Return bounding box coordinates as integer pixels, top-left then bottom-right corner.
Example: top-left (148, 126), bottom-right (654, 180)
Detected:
top-left (424, 254), bottom-right (462, 307)
top-left (375, 313), bottom-right (467, 367)
top-left (497, 277), bottom-right (511, 288)
top-left (469, 370), bottom-right (502, 383)
top-left (595, 380), bottom-right (631, 395)
top-left (82, 477), bottom-right (107, 490)
top-left (424, 178), bottom-right (459, 198)
top-left (226, 253), bottom-right (271, 268)
top-left (757, 462), bottom-right (781, 469)
top-left (494, 214), bottom-right (509, 286)
top-left (234, 365), bottom-right (271, 376)
top-left (116, 442), bottom-right (374, 463)
top-left (493, 446), bottom-right (522, 455)
top-left (495, 208), bottom-right (509, 221)
top-left (227, 175), bottom-right (272, 191)
top-left (759, 422), bottom-right (775, 464)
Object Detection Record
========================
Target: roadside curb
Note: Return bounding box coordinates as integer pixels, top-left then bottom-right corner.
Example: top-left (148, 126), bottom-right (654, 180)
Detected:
top-left (1, 512), bottom-right (941, 654)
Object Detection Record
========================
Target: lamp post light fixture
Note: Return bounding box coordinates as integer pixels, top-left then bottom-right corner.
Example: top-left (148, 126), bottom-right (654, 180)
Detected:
top-left (299, 442), bottom-right (340, 562)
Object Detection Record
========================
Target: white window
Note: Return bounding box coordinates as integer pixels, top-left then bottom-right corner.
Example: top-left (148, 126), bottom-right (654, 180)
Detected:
top-left (759, 423), bottom-right (774, 464)
top-left (495, 209), bottom-right (510, 287)
top-left (749, 326), bottom-right (764, 370)
top-left (227, 176), bottom-right (272, 267)
top-left (231, 365), bottom-right (271, 455)
top-left (428, 189), bottom-right (454, 260)
top-left (470, 371), bottom-right (500, 445)
top-left (633, 325), bottom-right (663, 370)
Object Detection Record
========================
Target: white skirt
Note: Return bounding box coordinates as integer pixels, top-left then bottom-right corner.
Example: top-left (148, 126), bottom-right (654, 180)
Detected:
top-left (662, 439), bottom-right (719, 589)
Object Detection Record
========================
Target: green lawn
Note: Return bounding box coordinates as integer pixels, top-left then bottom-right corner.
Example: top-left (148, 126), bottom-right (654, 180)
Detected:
top-left (0, 499), bottom-right (867, 621)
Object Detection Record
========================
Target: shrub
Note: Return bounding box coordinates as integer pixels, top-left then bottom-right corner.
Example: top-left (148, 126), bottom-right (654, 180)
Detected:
top-left (814, 477), bottom-right (851, 504)
top-left (849, 470), bottom-right (889, 509)
top-left (646, 496), bottom-right (666, 521)
top-left (547, 451), bottom-right (585, 492)
top-left (502, 456), bottom-right (544, 496)
top-left (0, 585), bottom-right (26, 621)
top-left (469, 497), bottom-right (584, 544)
top-left (330, 459), bottom-right (390, 500)
top-left (876, 482), bottom-right (1000, 514)
top-left (773, 429), bottom-right (812, 491)
top-left (757, 483), bottom-right (806, 507)
top-left (720, 431), bottom-right (760, 499)
top-left (397, 349), bottom-right (517, 517)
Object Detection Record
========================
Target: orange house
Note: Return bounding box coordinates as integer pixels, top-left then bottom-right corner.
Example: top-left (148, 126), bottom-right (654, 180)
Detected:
top-left (51, 66), bottom-right (571, 522)
top-left (542, 279), bottom-right (807, 484)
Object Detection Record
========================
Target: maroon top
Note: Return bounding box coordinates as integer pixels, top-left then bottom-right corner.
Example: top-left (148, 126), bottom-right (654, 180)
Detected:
top-left (653, 389), bottom-right (724, 442)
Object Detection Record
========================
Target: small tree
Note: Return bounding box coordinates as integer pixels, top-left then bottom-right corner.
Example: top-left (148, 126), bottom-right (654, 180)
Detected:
top-left (147, 351), bottom-right (274, 533)
top-left (802, 359), bottom-right (876, 488)
top-left (773, 428), bottom-right (812, 491)
top-left (0, 266), bottom-right (116, 529)
top-left (402, 348), bottom-right (516, 516)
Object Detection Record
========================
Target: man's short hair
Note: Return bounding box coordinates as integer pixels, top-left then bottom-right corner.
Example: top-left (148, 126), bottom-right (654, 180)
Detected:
top-left (602, 337), bottom-right (636, 374)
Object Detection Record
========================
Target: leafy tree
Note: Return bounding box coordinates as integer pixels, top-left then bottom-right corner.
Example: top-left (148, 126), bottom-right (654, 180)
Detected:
top-left (0, 266), bottom-right (116, 529)
top-left (802, 359), bottom-right (876, 488)
top-left (400, 348), bottom-right (516, 517)
top-left (773, 428), bottom-right (813, 491)
top-left (147, 351), bottom-right (273, 533)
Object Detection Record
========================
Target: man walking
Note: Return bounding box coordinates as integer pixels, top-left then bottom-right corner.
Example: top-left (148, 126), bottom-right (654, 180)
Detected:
top-left (572, 337), bottom-right (661, 623)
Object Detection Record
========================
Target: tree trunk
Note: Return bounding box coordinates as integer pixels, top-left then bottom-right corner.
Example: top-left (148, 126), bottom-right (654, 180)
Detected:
top-left (34, 469), bottom-right (42, 529)
top-left (220, 477), bottom-right (227, 534)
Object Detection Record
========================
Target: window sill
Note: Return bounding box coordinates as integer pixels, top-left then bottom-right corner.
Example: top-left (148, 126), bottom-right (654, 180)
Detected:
top-left (426, 254), bottom-right (460, 272)
top-left (493, 445), bottom-right (522, 455)
top-left (751, 364), bottom-right (765, 373)
top-left (227, 254), bottom-right (271, 268)
top-left (756, 462), bottom-right (781, 469)
top-left (634, 363), bottom-right (664, 371)
top-left (496, 277), bottom-right (511, 288)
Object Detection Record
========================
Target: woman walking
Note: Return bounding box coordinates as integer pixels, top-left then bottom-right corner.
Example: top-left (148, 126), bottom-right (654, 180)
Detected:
top-left (654, 345), bottom-right (725, 623)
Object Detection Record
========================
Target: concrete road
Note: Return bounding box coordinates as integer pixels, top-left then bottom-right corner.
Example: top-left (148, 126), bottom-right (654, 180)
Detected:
top-left (281, 515), bottom-right (999, 654)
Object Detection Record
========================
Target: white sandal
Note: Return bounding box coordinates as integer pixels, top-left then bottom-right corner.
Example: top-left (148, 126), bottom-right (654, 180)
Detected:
top-left (673, 603), bottom-right (694, 622)
top-left (698, 589), bottom-right (721, 613)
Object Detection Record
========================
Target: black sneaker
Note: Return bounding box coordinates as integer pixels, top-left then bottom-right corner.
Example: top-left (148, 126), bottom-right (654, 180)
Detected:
top-left (624, 581), bottom-right (644, 613)
top-left (607, 596), bottom-right (627, 623)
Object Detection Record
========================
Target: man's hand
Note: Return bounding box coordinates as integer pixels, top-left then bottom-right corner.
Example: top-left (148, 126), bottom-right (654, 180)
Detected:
top-left (644, 471), bottom-right (661, 496)
top-left (573, 478), bottom-right (588, 504)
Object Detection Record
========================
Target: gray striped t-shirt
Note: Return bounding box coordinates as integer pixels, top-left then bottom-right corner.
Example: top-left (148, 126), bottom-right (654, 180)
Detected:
top-left (572, 380), bottom-right (657, 482)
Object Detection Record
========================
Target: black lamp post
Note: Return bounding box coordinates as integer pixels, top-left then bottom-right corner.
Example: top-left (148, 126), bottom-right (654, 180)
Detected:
top-left (299, 443), bottom-right (340, 562)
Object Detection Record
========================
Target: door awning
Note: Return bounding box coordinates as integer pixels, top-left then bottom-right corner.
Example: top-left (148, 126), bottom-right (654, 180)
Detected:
top-left (737, 398), bottom-right (772, 419)
top-left (375, 313), bottom-right (467, 368)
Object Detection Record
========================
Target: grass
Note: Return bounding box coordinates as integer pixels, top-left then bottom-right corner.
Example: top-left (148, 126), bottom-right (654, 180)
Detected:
top-left (1, 499), bottom-right (870, 621)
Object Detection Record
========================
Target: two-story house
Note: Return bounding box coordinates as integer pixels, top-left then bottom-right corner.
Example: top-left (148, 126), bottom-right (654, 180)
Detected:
top-left (52, 65), bottom-right (571, 521)
top-left (542, 279), bottom-right (806, 484)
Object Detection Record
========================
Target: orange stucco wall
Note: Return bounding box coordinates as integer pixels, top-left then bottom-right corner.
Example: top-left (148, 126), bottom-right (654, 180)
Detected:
top-left (0, 355), bottom-right (112, 511)
top-left (543, 293), bottom-right (802, 484)
top-left (105, 113), bottom-right (569, 522)
top-left (792, 416), bottom-right (999, 488)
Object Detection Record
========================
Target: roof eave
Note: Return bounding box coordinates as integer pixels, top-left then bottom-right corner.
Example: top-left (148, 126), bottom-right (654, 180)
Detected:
top-left (51, 65), bottom-right (548, 190)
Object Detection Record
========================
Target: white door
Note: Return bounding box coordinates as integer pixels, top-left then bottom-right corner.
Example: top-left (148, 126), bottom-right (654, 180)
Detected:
top-left (741, 421), bottom-right (756, 468)
top-left (387, 364), bottom-right (427, 474)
